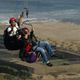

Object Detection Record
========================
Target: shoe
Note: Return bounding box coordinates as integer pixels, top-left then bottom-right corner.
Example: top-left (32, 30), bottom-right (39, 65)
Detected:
top-left (46, 62), bottom-right (53, 67)
top-left (51, 54), bottom-right (57, 57)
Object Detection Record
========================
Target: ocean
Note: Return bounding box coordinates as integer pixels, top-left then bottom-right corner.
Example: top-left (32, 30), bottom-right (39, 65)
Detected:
top-left (0, 0), bottom-right (80, 24)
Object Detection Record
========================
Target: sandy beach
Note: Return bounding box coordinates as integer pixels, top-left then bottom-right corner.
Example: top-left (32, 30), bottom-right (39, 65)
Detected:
top-left (1, 21), bottom-right (80, 53)
top-left (0, 21), bottom-right (80, 80)
top-left (0, 0), bottom-right (80, 79)
top-left (30, 21), bottom-right (80, 53)
top-left (32, 21), bottom-right (80, 41)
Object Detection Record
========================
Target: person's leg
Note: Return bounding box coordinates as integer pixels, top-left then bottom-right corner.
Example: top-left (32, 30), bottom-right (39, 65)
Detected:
top-left (39, 41), bottom-right (55, 57)
top-left (35, 47), bottom-right (48, 63)
top-left (35, 47), bottom-right (53, 66)
top-left (18, 39), bottom-right (26, 60)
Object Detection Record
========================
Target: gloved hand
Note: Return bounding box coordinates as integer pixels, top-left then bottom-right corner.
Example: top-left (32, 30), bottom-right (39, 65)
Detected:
top-left (30, 30), bottom-right (34, 39)
top-left (30, 29), bottom-right (34, 35)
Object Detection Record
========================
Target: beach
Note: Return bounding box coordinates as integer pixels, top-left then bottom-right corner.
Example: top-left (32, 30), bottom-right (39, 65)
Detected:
top-left (0, 0), bottom-right (80, 80)
top-left (30, 21), bottom-right (80, 53)
top-left (0, 21), bottom-right (80, 80)
top-left (1, 21), bottom-right (80, 54)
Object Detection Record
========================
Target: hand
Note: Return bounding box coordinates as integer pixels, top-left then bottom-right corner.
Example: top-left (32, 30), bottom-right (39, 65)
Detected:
top-left (30, 30), bottom-right (34, 35)
top-left (24, 34), bottom-right (28, 39)
top-left (17, 35), bottom-right (21, 39)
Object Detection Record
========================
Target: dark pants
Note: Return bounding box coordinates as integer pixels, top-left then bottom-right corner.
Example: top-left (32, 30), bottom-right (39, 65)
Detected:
top-left (4, 36), bottom-right (25, 50)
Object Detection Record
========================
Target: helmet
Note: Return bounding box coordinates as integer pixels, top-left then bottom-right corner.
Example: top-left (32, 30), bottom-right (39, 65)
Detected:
top-left (9, 17), bottom-right (16, 23)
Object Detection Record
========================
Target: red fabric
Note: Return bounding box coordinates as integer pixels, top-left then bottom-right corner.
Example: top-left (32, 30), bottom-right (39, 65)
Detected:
top-left (9, 17), bottom-right (16, 22)
top-left (25, 43), bottom-right (32, 52)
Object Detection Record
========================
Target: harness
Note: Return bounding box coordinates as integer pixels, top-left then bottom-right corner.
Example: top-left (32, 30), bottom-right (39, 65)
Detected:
top-left (4, 26), bottom-right (20, 50)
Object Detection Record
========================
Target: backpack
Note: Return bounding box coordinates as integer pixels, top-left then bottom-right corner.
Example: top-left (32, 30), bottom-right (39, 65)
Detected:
top-left (19, 42), bottom-right (37, 63)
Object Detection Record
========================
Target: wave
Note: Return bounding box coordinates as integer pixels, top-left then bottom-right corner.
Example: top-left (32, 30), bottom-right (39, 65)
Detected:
top-left (1, 9), bottom-right (80, 24)
top-left (23, 17), bottom-right (59, 24)
top-left (0, 17), bottom-right (59, 25)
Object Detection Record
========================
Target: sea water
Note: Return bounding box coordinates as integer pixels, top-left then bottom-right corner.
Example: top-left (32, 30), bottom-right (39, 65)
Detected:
top-left (0, 0), bottom-right (80, 24)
